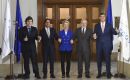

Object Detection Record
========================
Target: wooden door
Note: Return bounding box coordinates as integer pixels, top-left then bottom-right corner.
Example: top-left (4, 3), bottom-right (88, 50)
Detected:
top-left (37, 0), bottom-right (103, 62)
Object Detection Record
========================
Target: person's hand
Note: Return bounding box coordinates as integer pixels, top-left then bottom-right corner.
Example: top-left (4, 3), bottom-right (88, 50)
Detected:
top-left (24, 35), bottom-right (28, 41)
top-left (58, 38), bottom-right (62, 43)
top-left (93, 33), bottom-right (97, 39)
top-left (115, 28), bottom-right (119, 33)
top-left (38, 36), bottom-right (42, 42)
top-left (70, 39), bottom-right (74, 44)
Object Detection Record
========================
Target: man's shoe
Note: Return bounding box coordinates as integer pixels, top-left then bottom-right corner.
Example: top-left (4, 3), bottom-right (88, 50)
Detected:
top-left (23, 74), bottom-right (30, 79)
top-left (107, 75), bottom-right (112, 79)
top-left (66, 74), bottom-right (70, 78)
top-left (85, 75), bottom-right (91, 78)
top-left (35, 75), bottom-right (41, 79)
top-left (50, 74), bottom-right (55, 78)
top-left (62, 75), bottom-right (65, 78)
top-left (43, 75), bottom-right (47, 79)
top-left (77, 75), bottom-right (82, 78)
top-left (96, 74), bottom-right (102, 78)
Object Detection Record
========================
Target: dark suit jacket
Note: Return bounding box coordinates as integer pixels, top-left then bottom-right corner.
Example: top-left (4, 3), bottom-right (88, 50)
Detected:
top-left (94, 23), bottom-right (117, 52)
top-left (19, 26), bottom-right (38, 54)
top-left (73, 27), bottom-right (93, 54)
top-left (40, 27), bottom-right (58, 52)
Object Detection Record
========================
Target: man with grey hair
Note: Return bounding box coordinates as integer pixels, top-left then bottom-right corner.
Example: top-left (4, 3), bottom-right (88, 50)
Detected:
top-left (73, 19), bottom-right (93, 78)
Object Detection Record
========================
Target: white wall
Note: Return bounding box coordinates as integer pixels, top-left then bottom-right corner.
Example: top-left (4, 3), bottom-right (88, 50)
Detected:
top-left (112, 0), bottom-right (122, 28)
top-left (0, 0), bottom-right (37, 64)
top-left (19, 0), bottom-right (37, 27)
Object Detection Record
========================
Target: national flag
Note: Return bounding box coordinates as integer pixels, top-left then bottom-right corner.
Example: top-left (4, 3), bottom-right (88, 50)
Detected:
top-left (14, 0), bottom-right (23, 62)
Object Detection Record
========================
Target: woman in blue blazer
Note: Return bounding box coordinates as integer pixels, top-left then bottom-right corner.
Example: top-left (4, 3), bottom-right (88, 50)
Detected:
top-left (58, 20), bottom-right (73, 78)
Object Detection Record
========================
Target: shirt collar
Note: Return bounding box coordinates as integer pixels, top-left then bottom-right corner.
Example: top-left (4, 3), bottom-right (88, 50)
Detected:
top-left (27, 26), bottom-right (31, 29)
top-left (45, 27), bottom-right (50, 30)
top-left (82, 27), bottom-right (86, 30)
top-left (100, 21), bottom-right (106, 25)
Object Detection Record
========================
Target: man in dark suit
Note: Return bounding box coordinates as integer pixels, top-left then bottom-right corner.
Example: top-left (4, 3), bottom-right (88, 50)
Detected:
top-left (40, 19), bottom-right (58, 79)
top-left (73, 19), bottom-right (92, 78)
top-left (93, 13), bottom-right (117, 79)
top-left (19, 16), bottom-right (41, 79)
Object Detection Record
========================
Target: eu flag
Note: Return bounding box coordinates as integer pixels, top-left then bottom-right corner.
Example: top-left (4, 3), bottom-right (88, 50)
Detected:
top-left (106, 0), bottom-right (114, 51)
top-left (106, 0), bottom-right (113, 25)
top-left (14, 0), bottom-right (23, 63)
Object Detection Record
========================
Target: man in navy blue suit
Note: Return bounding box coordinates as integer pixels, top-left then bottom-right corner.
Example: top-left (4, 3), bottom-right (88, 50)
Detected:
top-left (93, 13), bottom-right (118, 79)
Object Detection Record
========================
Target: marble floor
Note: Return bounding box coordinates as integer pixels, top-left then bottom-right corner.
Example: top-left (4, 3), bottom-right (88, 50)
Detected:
top-left (0, 62), bottom-right (129, 80)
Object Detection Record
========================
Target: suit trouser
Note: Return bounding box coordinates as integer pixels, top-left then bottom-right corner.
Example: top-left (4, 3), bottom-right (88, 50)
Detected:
top-left (22, 52), bottom-right (39, 76)
top-left (78, 50), bottom-right (90, 75)
top-left (60, 51), bottom-right (71, 75)
top-left (96, 45), bottom-right (111, 76)
top-left (43, 47), bottom-right (55, 75)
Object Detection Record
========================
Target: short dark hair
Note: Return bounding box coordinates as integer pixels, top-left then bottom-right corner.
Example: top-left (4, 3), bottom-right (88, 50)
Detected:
top-left (25, 16), bottom-right (33, 23)
top-left (99, 13), bottom-right (105, 16)
top-left (44, 18), bottom-right (51, 23)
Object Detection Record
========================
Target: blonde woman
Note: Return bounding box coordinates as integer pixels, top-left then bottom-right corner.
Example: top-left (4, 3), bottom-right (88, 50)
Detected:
top-left (58, 20), bottom-right (73, 78)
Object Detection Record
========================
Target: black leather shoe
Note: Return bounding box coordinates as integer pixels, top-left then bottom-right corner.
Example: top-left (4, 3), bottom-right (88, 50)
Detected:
top-left (62, 75), bottom-right (65, 78)
top-left (107, 75), bottom-right (111, 79)
top-left (35, 75), bottom-right (41, 79)
top-left (50, 74), bottom-right (55, 78)
top-left (86, 75), bottom-right (91, 78)
top-left (66, 74), bottom-right (70, 78)
top-left (96, 75), bottom-right (102, 78)
top-left (77, 75), bottom-right (82, 78)
top-left (43, 75), bottom-right (47, 79)
top-left (23, 75), bottom-right (30, 79)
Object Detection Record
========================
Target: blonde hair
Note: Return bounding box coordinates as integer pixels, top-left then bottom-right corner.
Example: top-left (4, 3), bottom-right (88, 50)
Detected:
top-left (63, 20), bottom-right (70, 25)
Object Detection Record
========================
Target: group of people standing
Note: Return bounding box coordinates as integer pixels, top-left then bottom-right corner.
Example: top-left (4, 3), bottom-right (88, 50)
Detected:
top-left (18, 13), bottom-right (118, 79)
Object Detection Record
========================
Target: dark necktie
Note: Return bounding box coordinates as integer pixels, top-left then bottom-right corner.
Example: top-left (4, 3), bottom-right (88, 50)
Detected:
top-left (82, 28), bottom-right (85, 34)
top-left (83, 28), bottom-right (85, 34)
top-left (28, 28), bottom-right (31, 35)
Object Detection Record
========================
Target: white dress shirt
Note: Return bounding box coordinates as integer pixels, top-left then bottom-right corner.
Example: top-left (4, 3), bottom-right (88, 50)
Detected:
top-left (45, 27), bottom-right (50, 37)
top-left (100, 22), bottom-right (105, 33)
top-left (82, 27), bottom-right (86, 34)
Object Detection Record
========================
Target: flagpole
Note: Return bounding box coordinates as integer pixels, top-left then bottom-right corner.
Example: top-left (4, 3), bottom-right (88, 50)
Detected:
top-left (13, 19), bottom-right (24, 79)
top-left (17, 56), bottom-right (24, 78)
top-left (114, 43), bottom-right (121, 78)
top-left (5, 51), bottom-right (17, 79)
top-left (114, 42), bottom-right (126, 79)
top-left (120, 58), bottom-right (126, 78)
top-left (0, 48), bottom-right (2, 78)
